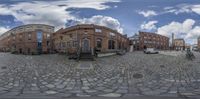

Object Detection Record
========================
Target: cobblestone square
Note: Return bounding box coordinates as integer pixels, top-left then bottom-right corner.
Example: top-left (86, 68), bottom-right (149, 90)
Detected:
top-left (0, 51), bottom-right (200, 98)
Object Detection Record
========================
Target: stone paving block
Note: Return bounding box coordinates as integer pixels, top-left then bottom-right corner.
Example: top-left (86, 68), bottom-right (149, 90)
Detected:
top-left (98, 93), bottom-right (122, 97)
top-left (1, 52), bottom-right (200, 98)
top-left (45, 90), bottom-right (58, 95)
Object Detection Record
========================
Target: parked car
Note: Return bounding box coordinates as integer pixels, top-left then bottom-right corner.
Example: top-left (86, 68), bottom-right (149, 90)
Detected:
top-left (144, 48), bottom-right (159, 54)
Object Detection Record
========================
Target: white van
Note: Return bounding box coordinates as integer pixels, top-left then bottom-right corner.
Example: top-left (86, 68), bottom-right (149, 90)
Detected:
top-left (144, 48), bottom-right (159, 54)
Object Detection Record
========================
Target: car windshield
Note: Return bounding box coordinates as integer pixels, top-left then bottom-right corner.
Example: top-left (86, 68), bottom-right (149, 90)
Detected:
top-left (0, 0), bottom-right (200, 99)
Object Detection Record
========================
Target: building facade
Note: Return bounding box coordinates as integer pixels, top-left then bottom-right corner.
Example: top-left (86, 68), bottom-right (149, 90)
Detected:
top-left (138, 31), bottom-right (169, 50)
top-left (0, 24), bottom-right (54, 54)
top-left (52, 24), bottom-right (129, 55)
top-left (185, 43), bottom-right (191, 50)
top-left (198, 37), bottom-right (200, 51)
top-left (174, 39), bottom-right (185, 51)
top-left (129, 34), bottom-right (140, 51)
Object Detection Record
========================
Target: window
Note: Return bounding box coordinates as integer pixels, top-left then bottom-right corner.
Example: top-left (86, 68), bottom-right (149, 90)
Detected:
top-left (19, 34), bottom-right (23, 41)
top-left (28, 33), bottom-right (32, 40)
top-left (133, 41), bottom-right (136, 44)
top-left (47, 41), bottom-right (50, 46)
top-left (62, 42), bottom-right (65, 48)
top-left (73, 41), bottom-right (78, 47)
top-left (96, 38), bottom-right (102, 48)
top-left (37, 31), bottom-right (43, 43)
top-left (110, 32), bottom-right (115, 37)
top-left (26, 26), bottom-right (31, 30)
top-left (95, 29), bottom-right (102, 33)
top-left (47, 34), bottom-right (50, 39)
top-left (108, 40), bottom-right (115, 49)
top-left (60, 36), bottom-right (63, 40)
top-left (19, 28), bottom-right (23, 31)
top-left (19, 34), bottom-right (22, 38)
top-left (13, 36), bottom-right (16, 40)
top-left (69, 34), bottom-right (73, 38)
top-left (67, 42), bottom-right (70, 48)
top-left (37, 25), bottom-right (42, 28)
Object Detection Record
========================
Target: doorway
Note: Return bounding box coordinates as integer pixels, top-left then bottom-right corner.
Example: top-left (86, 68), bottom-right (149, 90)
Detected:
top-left (19, 48), bottom-right (22, 54)
top-left (82, 38), bottom-right (90, 53)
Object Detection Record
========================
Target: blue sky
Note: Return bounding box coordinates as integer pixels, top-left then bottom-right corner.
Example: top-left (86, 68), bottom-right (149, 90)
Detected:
top-left (0, 0), bottom-right (200, 44)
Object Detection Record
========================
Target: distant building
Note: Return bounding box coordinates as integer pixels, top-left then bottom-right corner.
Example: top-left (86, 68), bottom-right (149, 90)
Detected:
top-left (129, 34), bottom-right (140, 51)
top-left (0, 24), bottom-right (54, 54)
top-left (174, 39), bottom-right (185, 51)
top-left (139, 31), bottom-right (169, 50)
top-left (129, 31), bottom-right (169, 51)
top-left (185, 43), bottom-right (191, 50)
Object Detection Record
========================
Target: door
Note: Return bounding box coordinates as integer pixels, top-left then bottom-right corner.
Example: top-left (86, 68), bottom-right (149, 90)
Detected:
top-left (19, 48), bottom-right (22, 54)
top-left (37, 31), bottom-right (43, 54)
top-left (82, 38), bottom-right (90, 53)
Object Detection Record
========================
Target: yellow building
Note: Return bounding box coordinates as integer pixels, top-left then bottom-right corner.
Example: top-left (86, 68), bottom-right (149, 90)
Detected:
top-left (174, 39), bottom-right (185, 51)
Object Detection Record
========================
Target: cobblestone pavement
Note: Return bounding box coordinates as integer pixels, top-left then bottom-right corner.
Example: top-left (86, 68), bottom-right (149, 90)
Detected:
top-left (0, 52), bottom-right (200, 98)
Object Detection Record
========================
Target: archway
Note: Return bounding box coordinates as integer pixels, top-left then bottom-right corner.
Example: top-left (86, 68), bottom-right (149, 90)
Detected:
top-left (82, 38), bottom-right (90, 53)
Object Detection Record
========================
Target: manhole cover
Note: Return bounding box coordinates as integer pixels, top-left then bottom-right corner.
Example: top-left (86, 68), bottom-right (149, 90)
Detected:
top-left (160, 65), bottom-right (165, 68)
top-left (1, 66), bottom-right (7, 69)
top-left (133, 73), bottom-right (143, 79)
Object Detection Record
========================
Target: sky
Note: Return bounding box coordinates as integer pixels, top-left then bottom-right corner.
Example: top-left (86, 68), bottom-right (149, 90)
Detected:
top-left (0, 0), bottom-right (200, 44)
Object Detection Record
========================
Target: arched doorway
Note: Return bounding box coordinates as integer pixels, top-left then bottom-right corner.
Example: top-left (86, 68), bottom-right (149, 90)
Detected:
top-left (82, 38), bottom-right (90, 53)
top-left (108, 40), bottom-right (115, 49)
top-left (96, 38), bottom-right (102, 49)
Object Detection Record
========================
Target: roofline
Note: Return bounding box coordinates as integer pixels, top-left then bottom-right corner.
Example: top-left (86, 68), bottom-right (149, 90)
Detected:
top-left (56, 24), bottom-right (127, 38)
top-left (139, 31), bottom-right (169, 39)
top-left (1, 24), bottom-right (54, 36)
top-left (174, 38), bottom-right (184, 40)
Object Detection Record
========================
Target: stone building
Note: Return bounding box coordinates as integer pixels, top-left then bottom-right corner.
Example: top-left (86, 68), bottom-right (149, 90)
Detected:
top-left (0, 24), bottom-right (54, 54)
top-left (0, 34), bottom-right (10, 52)
top-left (174, 39), bottom-right (185, 51)
top-left (52, 24), bottom-right (129, 55)
top-left (134, 31), bottom-right (169, 50)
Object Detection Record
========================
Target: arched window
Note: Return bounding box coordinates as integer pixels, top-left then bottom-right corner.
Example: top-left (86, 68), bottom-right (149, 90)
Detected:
top-left (108, 40), bottom-right (115, 49)
top-left (96, 38), bottom-right (102, 48)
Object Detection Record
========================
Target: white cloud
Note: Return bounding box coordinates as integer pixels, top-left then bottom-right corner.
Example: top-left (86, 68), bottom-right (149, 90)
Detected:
top-left (0, 5), bottom-right (12, 15)
top-left (0, 27), bottom-right (10, 35)
top-left (185, 26), bottom-right (200, 39)
top-left (191, 5), bottom-right (200, 15)
top-left (65, 0), bottom-right (120, 10)
top-left (163, 4), bottom-right (200, 15)
top-left (65, 15), bottom-right (124, 33)
top-left (157, 19), bottom-right (195, 37)
top-left (140, 20), bottom-right (158, 30)
top-left (138, 10), bottom-right (157, 17)
top-left (80, 15), bottom-right (123, 33)
top-left (164, 6), bottom-right (174, 10)
top-left (0, 0), bottom-right (120, 30)
top-left (157, 19), bottom-right (200, 44)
